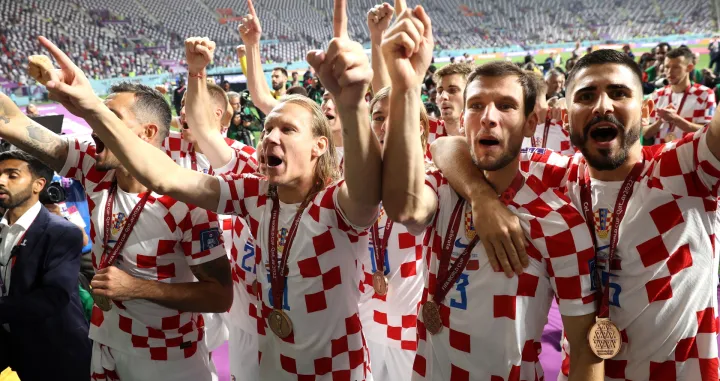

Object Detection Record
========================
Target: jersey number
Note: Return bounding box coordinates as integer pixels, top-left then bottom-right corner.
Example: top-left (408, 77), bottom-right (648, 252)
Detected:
top-left (449, 273), bottom-right (469, 310)
top-left (368, 247), bottom-right (391, 276)
top-left (241, 242), bottom-right (256, 274)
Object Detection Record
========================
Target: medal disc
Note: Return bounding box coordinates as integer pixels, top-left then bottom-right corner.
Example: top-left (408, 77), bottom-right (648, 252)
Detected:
top-left (587, 318), bottom-right (622, 359)
top-left (372, 271), bottom-right (388, 296)
top-left (665, 133), bottom-right (676, 143)
top-left (422, 301), bottom-right (443, 335)
top-left (92, 291), bottom-right (113, 312)
top-left (268, 309), bottom-right (293, 339)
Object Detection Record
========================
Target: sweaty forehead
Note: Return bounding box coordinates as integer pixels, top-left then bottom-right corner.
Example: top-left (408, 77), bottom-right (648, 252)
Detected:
top-left (568, 64), bottom-right (641, 94)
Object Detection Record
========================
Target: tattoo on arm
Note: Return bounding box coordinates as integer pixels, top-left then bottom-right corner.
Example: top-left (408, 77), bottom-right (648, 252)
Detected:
top-left (191, 256), bottom-right (232, 288)
top-left (0, 116), bottom-right (8, 125)
top-left (20, 123), bottom-right (69, 172)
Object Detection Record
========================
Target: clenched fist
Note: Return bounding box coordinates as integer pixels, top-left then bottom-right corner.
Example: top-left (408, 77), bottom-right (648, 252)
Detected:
top-left (185, 37), bottom-right (216, 74)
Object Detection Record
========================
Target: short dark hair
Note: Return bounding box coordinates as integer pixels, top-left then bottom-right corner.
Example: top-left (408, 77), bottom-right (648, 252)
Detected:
top-left (0, 150), bottom-right (53, 186)
top-left (566, 49), bottom-right (643, 92)
top-left (286, 86), bottom-right (308, 96)
top-left (657, 42), bottom-right (671, 51)
top-left (666, 47), bottom-right (695, 63)
top-left (110, 82), bottom-right (172, 140)
top-left (465, 61), bottom-right (537, 117)
top-left (272, 67), bottom-right (288, 77)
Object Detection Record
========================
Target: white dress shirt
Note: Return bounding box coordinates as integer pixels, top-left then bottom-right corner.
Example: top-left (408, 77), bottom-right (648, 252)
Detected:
top-left (0, 201), bottom-right (41, 295)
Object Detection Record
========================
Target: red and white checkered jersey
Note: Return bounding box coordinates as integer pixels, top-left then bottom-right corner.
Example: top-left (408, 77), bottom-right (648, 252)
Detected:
top-left (521, 118), bottom-right (575, 155)
top-left (412, 167), bottom-right (596, 380)
top-left (648, 83), bottom-right (716, 145)
top-left (60, 137), bottom-right (227, 361)
top-left (163, 131), bottom-right (260, 334)
top-left (425, 118), bottom-right (447, 160)
top-left (521, 126), bottom-right (720, 380)
top-left (216, 173), bottom-right (371, 380)
top-left (358, 208), bottom-right (425, 351)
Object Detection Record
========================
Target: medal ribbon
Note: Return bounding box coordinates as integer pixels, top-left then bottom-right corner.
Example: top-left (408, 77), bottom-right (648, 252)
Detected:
top-left (433, 199), bottom-right (479, 304)
top-left (370, 216), bottom-right (394, 276)
top-left (532, 113), bottom-right (553, 149)
top-left (99, 183), bottom-right (151, 269)
top-left (579, 158), bottom-right (644, 318)
top-left (662, 83), bottom-right (692, 140)
top-left (268, 191), bottom-right (306, 311)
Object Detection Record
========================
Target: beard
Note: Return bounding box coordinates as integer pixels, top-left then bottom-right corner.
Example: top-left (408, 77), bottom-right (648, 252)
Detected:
top-left (0, 187), bottom-right (32, 210)
top-left (570, 114), bottom-right (640, 171)
top-left (470, 137), bottom-right (522, 172)
top-left (272, 82), bottom-right (283, 91)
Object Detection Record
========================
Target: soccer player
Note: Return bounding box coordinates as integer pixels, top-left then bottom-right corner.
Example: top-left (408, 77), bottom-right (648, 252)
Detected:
top-left (522, 72), bottom-right (575, 155)
top-left (359, 86), bottom-right (429, 380)
top-left (38, 4), bottom-right (382, 379)
top-left (433, 62), bottom-right (473, 139)
top-left (169, 52), bottom-right (260, 381)
top-left (1, 37), bottom-right (234, 381)
top-left (433, 48), bottom-right (720, 380)
top-left (380, 5), bottom-right (602, 380)
top-left (644, 47), bottom-right (716, 145)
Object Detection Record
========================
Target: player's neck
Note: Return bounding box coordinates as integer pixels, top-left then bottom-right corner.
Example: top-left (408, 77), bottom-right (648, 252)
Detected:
top-left (484, 156), bottom-right (521, 195)
top-left (115, 168), bottom-right (148, 194)
top-left (671, 77), bottom-right (691, 93)
top-left (444, 119), bottom-right (462, 136)
top-left (5, 197), bottom-right (38, 226)
top-left (588, 143), bottom-right (643, 182)
top-left (537, 107), bottom-right (548, 122)
top-left (333, 128), bottom-right (343, 148)
top-left (276, 87), bottom-right (287, 96)
top-left (276, 175), bottom-right (315, 205)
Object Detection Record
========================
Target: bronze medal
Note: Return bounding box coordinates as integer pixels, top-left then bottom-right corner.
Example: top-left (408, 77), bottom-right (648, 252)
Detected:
top-left (92, 291), bottom-right (112, 311)
top-left (372, 271), bottom-right (388, 296)
top-left (587, 317), bottom-right (622, 359)
top-left (422, 300), bottom-right (442, 335)
top-left (268, 309), bottom-right (293, 339)
top-left (664, 133), bottom-right (676, 143)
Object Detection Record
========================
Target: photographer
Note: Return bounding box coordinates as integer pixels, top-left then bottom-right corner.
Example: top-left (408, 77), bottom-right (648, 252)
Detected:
top-left (227, 111), bottom-right (256, 147)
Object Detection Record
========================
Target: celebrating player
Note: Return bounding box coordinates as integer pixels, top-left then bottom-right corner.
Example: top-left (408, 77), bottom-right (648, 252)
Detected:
top-left (1, 37), bottom-right (234, 380)
top-left (434, 48), bottom-right (720, 380)
top-left (37, 1), bottom-right (383, 379)
top-left (380, 4), bottom-right (602, 380)
top-left (521, 72), bottom-right (575, 155)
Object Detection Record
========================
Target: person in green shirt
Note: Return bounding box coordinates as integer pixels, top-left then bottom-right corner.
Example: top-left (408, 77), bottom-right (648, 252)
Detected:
top-left (645, 42), bottom-right (671, 83)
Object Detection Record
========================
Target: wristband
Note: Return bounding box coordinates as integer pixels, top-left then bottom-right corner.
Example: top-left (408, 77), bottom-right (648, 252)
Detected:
top-left (189, 71), bottom-right (206, 79)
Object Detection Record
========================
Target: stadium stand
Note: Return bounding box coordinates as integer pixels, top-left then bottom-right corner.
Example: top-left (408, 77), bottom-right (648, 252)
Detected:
top-left (0, 0), bottom-right (717, 85)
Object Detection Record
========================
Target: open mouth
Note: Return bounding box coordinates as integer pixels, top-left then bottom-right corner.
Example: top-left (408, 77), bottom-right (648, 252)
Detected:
top-left (92, 134), bottom-right (106, 154)
top-left (325, 113), bottom-right (336, 121)
top-left (266, 154), bottom-right (283, 167)
top-left (479, 137), bottom-right (500, 146)
top-left (589, 124), bottom-right (619, 143)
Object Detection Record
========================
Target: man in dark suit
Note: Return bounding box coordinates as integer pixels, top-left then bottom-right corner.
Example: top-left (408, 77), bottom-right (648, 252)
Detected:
top-left (0, 150), bottom-right (90, 381)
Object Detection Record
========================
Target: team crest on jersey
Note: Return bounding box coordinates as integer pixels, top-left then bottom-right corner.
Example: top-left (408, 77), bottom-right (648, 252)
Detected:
top-left (200, 228), bottom-right (221, 251)
top-left (111, 212), bottom-right (127, 236)
top-left (594, 208), bottom-right (613, 239)
top-left (464, 209), bottom-right (476, 240)
top-left (278, 228), bottom-right (289, 253)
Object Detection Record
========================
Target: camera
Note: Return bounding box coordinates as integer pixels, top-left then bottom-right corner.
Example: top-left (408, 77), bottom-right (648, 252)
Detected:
top-left (241, 113), bottom-right (254, 123)
top-left (39, 181), bottom-right (66, 204)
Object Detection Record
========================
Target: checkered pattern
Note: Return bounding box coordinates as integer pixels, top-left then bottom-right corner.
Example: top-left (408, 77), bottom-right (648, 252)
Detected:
top-left (164, 131), bottom-right (260, 334)
top-left (521, 118), bottom-right (575, 155)
top-left (523, 127), bottom-right (720, 380)
top-left (215, 174), bottom-right (371, 380)
top-left (412, 167), bottom-right (596, 380)
top-left (358, 209), bottom-right (425, 352)
top-left (60, 137), bottom-right (226, 361)
top-left (648, 84), bottom-right (716, 145)
top-left (425, 118), bottom-right (448, 160)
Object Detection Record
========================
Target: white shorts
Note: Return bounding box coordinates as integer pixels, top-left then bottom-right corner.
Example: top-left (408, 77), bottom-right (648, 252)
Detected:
top-left (366, 338), bottom-right (415, 381)
top-left (90, 341), bottom-right (215, 381)
top-left (203, 313), bottom-right (229, 352)
top-left (228, 326), bottom-right (259, 381)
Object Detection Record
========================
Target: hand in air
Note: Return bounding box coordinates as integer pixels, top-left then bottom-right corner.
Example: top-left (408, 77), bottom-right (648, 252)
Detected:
top-left (238, 0), bottom-right (262, 46)
top-left (185, 37), bottom-right (216, 74)
top-left (381, 0), bottom-right (434, 91)
top-left (367, 3), bottom-right (395, 40)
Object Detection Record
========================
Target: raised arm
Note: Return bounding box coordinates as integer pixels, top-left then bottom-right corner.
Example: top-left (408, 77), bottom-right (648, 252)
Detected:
top-left (367, 3), bottom-right (395, 93)
top-left (310, 0), bottom-right (382, 228)
top-left (238, 0), bottom-right (279, 115)
top-left (184, 37), bottom-right (235, 168)
top-left (380, 2), bottom-right (437, 234)
top-left (38, 38), bottom-right (222, 211)
top-left (430, 133), bottom-right (529, 277)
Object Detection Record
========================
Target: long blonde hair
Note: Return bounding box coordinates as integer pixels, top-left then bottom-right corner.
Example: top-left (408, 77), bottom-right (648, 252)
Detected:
top-left (273, 95), bottom-right (340, 203)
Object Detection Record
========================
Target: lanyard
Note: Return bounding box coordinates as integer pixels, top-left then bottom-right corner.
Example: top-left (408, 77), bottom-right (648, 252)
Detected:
top-left (663, 83), bottom-right (692, 139)
top-left (268, 191), bottom-right (306, 310)
top-left (578, 158), bottom-right (644, 318)
top-left (190, 150), bottom-right (198, 172)
top-left (99, 183), bottom-right (150, 269)
top-left (370, 216), bottom-right (394, 276)
top-left (531, 114), bottom-right (553, 149)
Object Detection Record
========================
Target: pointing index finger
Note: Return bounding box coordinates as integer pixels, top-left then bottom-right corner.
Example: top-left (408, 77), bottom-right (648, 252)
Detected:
top-left (38, 36), bottom-right (74, 71)
top-left (333, 0), bottom-right (348, 39)
top-left (247, 0), bottom-right (257, 17)
top-left (394, 0), bottom-right (407, 15)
